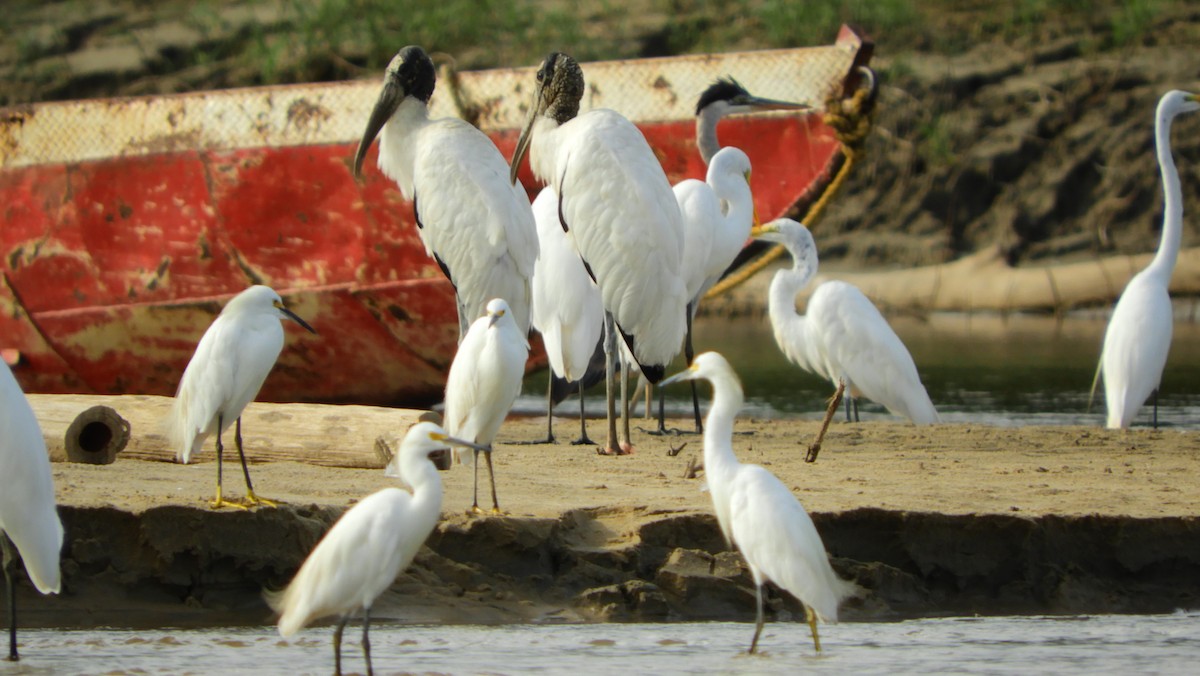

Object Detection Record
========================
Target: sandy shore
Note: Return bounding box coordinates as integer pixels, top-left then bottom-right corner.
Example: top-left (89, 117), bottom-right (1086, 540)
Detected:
top-left (17, 407), bottom-right (1200, 629)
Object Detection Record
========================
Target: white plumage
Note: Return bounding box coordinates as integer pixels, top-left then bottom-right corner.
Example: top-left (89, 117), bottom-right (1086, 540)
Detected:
top-left (1096, 90), bottom-right (1199, 429)
top-left (661, 352), bottom-right (855, 653)
top-left (756, 219), bottom-right (938, 426)
top-left (443, 298), bottom-right (528, 512)
top-left (355, 45), bottom-right (538, 337)
top-left (268, 421), bottom-right (481, 675)
top-left (511, 52), bottom-right (687, 454)
top-left (1, 361), bottom-right (62, 661)
top-left (167, 284), bottom-right (315, 508)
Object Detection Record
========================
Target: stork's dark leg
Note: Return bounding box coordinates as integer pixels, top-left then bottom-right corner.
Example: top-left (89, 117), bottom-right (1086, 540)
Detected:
top-left (361, 606), bottom-right (374, 676)
top-left (572, 381), bottom-right (594, 446)
top-left (333, 616), bottom-right (347, 676)
top-left (3, 534), bottom-right (18, 661)
top-left (807, 380), bottom-right (846, 463)
top-left (748, 582), bottom-right (764, 655)
top-left (600, 313), bottom-right (622, 456)
top-left (620, 358), bottom-right (634, 454)
top-left (544, 376), bottom-right (555, 442)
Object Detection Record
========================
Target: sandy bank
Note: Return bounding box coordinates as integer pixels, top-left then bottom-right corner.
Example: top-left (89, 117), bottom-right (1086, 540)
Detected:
top-left (14, 406), bottom-right (1200, 629)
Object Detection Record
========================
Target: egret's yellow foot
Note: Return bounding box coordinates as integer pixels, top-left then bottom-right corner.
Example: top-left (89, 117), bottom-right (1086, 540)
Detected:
top-left (210, 487), bottom-right (249, 510)
top-left (242, 490), bottom-right (278, 508)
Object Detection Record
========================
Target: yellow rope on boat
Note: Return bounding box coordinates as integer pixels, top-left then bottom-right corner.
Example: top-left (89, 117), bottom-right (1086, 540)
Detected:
top-left (704, 73), bottom-right (876, 300)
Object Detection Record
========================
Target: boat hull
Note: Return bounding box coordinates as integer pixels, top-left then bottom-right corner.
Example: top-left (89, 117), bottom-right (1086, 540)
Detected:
top-left (0, 29), bottom-right (871, 405)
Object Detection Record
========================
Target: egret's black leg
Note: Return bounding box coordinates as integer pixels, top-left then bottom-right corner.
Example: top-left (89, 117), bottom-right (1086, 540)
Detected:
top-left (333, 616), bottom-right (348, 676)
top-left (484, 447), bottom-right (501, 513)
top-left (748, 582), bottom-right (764, 655)
top-left (210, 414), bottom-right (247, 509)
top-left (3, 534), bottom-right (18, 661)
top-left (572, 381), bottom-right (595, 446)
top-left (1152, 389), bottom-right (1159, 429)
top-left (470, 449), bottom-right (482, 513)
top-left (362, 606), bottom-right (373, 676)
top-left (236, 417), bottom-right (276, 506)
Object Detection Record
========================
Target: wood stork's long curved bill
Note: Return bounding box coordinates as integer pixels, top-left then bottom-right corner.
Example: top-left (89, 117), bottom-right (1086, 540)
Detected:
top-left (353, 78), bottom-right (405, 179)
top-left (510, 99), bottom-right (540, 185)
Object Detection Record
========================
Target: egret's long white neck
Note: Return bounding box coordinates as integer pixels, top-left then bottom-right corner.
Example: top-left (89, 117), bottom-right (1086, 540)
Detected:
top-left (1147, 104), bottom-right (1185, 281)
top-left (377, 97), bottom-right (431, 200)
top-left (710, 166), bottom-right (753, 230)
top-left (402, 452), bottom-right (444, 519)
top-left (767, 244), bottom-right (816, 366)
top-left (696, 107), bottom-right (724, 165)
top-left (701, 370), bottom-right (745, 480)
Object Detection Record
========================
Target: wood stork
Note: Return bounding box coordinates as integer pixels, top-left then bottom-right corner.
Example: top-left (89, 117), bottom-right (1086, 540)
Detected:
top-left (529, 186), bottom-right (604, 445)
top-left (443, 298), bottom-right (528, 513)
top-left (1, 362), bottom-right (62, 661)
top-left (661, 352), bottom-right (856, 654)
top-left (510, 52), bottom-right (688, 455)
top-left (268, 421), bottom-right (486, 676)
top-left (354, 45), bottom-right (538, 338)
top-left (754, 220), bottom-right (937, 462)
top-left (1092, 90), bottom-right (1199, 429)
top-left (167, 285), bottom-right (317, 508)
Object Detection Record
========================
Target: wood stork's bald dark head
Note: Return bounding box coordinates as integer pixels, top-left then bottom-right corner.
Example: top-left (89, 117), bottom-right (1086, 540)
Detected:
top-left (510, 52), bottom-right (585, 184)
top-left (353, 45), bottom-right (437, 178)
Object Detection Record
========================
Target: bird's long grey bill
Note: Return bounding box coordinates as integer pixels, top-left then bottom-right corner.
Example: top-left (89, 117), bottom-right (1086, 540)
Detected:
top-left (509, 94), bottom-right (540, 185)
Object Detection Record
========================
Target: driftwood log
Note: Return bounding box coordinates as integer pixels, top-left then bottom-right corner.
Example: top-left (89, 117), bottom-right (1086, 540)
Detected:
top-left (807, 246), bottom-right (1200, 315)
top-left (26, 394), bottom-right (424, 469)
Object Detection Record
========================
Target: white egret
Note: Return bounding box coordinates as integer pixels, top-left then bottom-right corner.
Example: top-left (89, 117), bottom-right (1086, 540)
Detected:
top-left (661, 352), bottom-right (856, 654)
top-left (1093, 90), bottom-right (1199, 429)
top-left (443, 298), bottom-right (529, 513)
top-left (754, 219), bottom-right (937, 461)
top-left (267, 421), bottom-right (486, 676)
top-left (656, 146), bottom-right (760, 434)
top-left (694, 77), bottom-right (809, 165)
top-left (510, 51), bottom-right (688, 455)
top-left (354, 45), bottom-right (538, 338)
top-left (167, 285), bottom-right (316, 509)
top-left (0, 362), bottom-right (63, 662)
top-left (529, 186), bottom-right (604, 444)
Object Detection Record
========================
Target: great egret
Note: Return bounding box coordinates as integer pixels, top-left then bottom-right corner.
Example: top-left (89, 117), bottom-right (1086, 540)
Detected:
top-left (510, 51), bottom-right (688, 455)
top-left (268, 421), bottom-right (486, 676)
top-left (354, 45), bottom-right (538, 338)
top-left (657, 146), bottom-right (759, 434)
top-left (754, 219), bottom-right (937, 461)
top-left (443, 298), bottom-right (528, 513)
top-left (167, 285), bottom-right (316, 508)
top-left (1093, 90), bottom-right (1200, 429)
top-left (529, 187), bottom-right (604, 444)
top-left (661, 352), bottom-right (856, 654)
top-left (0, 362), bottom-right (62, 662)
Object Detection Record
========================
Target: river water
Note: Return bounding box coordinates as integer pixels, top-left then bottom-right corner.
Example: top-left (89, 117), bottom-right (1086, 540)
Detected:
top-left (9, 612), bottom-right (1200, 674)
top-left (520, 311), bottom-right (1200, 429)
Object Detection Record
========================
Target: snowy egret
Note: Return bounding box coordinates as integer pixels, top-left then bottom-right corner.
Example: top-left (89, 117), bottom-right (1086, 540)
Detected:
top-left (0, 362), bottom-right (62, 662)
top-left (267, 421), bottom-right (486, 676)
top-left (354, 45), bottom-right (538, 338)
top-left (1092, 90), bottom-right (1199, 429)
top-left (754, 219), bottom-right (937, 461)
top-left (656, 146), bottom-right (760, 434)
top-left (510, 51), bottom-right (688, 455)
top-left (444, 298), bottom-right (529, 513)
top-left (529, 186), bottom-right (604, 444)
top-left (661, 352), bottom-right (856, 654)
top-left (694, 77), bottom-right (809, 165)
top-left (167, 285), bottom-right (316, 509)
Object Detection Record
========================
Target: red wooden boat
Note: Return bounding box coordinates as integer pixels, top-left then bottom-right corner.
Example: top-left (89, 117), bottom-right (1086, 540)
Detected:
top-left (0, 27), bottom-right (872, 406)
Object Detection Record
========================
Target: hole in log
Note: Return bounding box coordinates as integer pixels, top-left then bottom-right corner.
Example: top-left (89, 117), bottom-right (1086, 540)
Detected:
top-left (65, 405), bottom-right (131, 465)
